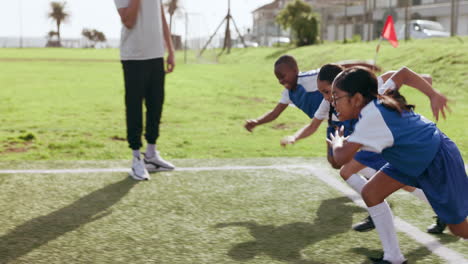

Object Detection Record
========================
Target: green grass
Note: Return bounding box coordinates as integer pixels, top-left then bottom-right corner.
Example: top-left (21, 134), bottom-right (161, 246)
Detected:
top-left (0, 37), bottom-right (467, 161)
top-left (0, 158), bottom-right (465, 263)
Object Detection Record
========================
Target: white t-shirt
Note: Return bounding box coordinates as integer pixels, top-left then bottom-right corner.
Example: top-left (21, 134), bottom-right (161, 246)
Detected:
top-left (114, 0), bottom-right (165, 60)
top-left (313, 76), bottom-right (396, 121)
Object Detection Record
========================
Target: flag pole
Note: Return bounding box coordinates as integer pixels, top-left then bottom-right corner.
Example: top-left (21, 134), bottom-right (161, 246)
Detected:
top-left (373, 37), bottom-right (383, 71)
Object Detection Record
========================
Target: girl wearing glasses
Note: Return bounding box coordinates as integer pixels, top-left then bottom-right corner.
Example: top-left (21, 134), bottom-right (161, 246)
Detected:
top-left (328, 67), bottom-right (467, 264)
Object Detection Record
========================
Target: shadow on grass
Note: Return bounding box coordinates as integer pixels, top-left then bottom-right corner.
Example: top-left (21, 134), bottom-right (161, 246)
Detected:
top-left (351, 245), bottom-right (437, 264)
top-left (350, 232), bottom-right (459, 263)
top-left (265, 47), bottom-right (299, 60)
top-left (0, 177), bottom-right (136, 264)
top-left (215, 197), bottom-right (366, 264)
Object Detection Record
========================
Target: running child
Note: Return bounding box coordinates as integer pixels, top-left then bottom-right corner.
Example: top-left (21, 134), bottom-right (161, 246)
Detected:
top-left (244, 55), bottom-right (378, 134)
top-left (328, 67), bottom-right (468, 264)
top-left (282, 64), bottom-right (449, 233)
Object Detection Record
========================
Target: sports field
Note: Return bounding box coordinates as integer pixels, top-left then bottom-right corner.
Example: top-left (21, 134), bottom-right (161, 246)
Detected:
top-left (1, 37), bottom-right (467, 161)
top-left (1, 38), bottom-right (467, 263)
top-left (0, 158), bottom-right (467, 263)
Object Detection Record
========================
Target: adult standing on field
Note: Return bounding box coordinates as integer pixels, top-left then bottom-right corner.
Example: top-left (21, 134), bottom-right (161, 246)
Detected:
top-left (114, 0), bottom-right (176, 181)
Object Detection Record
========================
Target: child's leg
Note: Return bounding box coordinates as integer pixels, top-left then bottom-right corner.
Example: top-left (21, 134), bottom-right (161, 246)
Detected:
top-left (362, 171), bottom-right (406, 263)
top-left (340, 159), bottom-right (367, 180)
top-left (447, 220), bottom-right (468, 238)
top-left (358, 166), bottom-right (377, 179)
top-left (340, 159), bottom-right (376, 232)
top-left (340, 159), bottom-right (367, 194)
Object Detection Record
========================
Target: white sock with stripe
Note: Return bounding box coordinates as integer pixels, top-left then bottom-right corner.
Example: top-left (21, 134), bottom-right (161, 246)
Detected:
top-left (410, 188), bottom-right (430, 204)
top-left (358, 167), bottom-right (377, 179)
top-left (368, 202), bottom-right (405, 264)
top-left (346, 174), bottom-right (367, 194)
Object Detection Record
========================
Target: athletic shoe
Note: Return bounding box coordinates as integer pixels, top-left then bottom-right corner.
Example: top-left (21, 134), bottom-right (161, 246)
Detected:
top-left (352, 215), bottom-right (375, 232)
top-left (427, 216), bottom-right (447, 234)
top-left (129, 157), bottom-right (150, 181)
top-left (144, 151), bottom-right (175, 172)
top-left (370, 256), bottom-right (407, 264)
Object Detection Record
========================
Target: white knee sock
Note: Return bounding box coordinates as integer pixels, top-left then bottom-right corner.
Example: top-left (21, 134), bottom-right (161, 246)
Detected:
top-left (358, 167), bottom-right (377, 179)
top-left (346, 174), bottom-right (367, 194)
top-left (410, 188), bottom-right (430, 204)
top-left (368, 202), bottom-right (405, 264)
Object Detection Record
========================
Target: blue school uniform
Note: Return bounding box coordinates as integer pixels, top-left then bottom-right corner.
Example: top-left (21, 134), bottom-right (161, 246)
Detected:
top-left (314, 98), bottom-right (385, 166)
top-left (344, 76), bottom-right (391, 170)
top-left (348, 99), bottom-right (468, 224)
top-left (279, 69), bottom-right (323, 118)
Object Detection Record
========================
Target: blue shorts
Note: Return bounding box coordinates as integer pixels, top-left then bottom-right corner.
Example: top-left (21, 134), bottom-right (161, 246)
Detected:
top-left (381, 133), bottom-right (468, 224)
top-left (354, 151), bottom-right (387, 171)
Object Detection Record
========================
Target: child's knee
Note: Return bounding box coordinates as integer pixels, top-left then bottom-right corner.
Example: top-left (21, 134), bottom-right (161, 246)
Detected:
top-left (339, 166), bottom-right (353, 180)
top-left (361, 186), bottom-right (383, 207)
top-left (327, 155), bottom-right (341, 169)
top-left (448, 221), bottom-right (468, 239)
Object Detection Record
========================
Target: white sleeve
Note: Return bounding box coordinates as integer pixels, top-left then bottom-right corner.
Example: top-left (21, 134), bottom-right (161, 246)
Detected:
top-left (313, 99), bottom-right (330, 120)
top-left (115, 0), bottom-right (130, 9)
top-left (378, 79), bottom-right (397, 95)
top-left (347, 103), bottom-right (394, 153)
top-left (279, 89), bottom-right (291, 104)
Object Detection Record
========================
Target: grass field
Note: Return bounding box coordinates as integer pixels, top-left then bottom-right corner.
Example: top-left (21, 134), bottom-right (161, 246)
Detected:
top-left (1, 39), bottom-right (467, 263)
top-left (0, 37), bottom-right (467, 161)
top-left (0, 158), bottom-right (466, 263)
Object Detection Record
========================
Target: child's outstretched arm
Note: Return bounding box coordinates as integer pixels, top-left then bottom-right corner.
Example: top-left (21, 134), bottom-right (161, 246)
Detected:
top-left (380, 66), bottom-right (450, 121)
top-left (244, 103), bottom-right (288, 132)
top-left (280, 118), bottom-right (323, 146)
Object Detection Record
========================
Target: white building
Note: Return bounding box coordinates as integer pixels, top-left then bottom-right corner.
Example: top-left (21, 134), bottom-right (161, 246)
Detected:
top-left (251, 0), bottom-right (468, 45)
top-left (326, 0), bottom-right (468, 42)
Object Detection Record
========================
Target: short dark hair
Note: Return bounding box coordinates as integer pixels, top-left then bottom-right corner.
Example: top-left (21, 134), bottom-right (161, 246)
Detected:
top-left (274, 55), bottom-right (298, 70)
top-left (318, 63), bottom-right (345, 83)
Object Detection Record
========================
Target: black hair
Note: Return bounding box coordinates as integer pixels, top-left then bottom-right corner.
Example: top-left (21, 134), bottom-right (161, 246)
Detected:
top-left (333, 67), bottom-right (415, 113)
top-left (274, 55), bottom-right (298, 70)
top-left (318, 63), bottom-right (345, 83)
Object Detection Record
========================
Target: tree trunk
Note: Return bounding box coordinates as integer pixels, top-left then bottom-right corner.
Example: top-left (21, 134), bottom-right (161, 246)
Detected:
top-left (56, 20), bottom-right (61, 45)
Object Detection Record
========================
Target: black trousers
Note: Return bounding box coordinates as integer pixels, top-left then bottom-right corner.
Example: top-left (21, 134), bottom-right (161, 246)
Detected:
top-left (121, 58), bottom-right (165, 150)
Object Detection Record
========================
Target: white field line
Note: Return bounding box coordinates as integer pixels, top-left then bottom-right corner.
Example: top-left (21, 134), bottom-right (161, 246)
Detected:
top-left (304, 166), bottom-right (466, 264)
top-left (0, 164), bottom-right (465, 263)
top-left (0, 165), bottom-right (313, 174)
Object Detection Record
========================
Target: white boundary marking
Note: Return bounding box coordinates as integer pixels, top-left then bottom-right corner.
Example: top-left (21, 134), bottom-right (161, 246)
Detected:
top-left (307, 166), bottom-right (466, 264)
top-left (0, 164), bottom-right (465, 263)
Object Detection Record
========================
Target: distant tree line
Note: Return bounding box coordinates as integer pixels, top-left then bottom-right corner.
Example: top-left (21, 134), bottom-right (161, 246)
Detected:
top-left (45, 1), bottom-right (106, 48)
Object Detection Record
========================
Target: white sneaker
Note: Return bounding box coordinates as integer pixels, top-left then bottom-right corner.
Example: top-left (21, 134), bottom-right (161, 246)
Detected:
top-left (144, 151), bottom-right (175, 172)
top-left (129, 157), bottom-right (150, 181)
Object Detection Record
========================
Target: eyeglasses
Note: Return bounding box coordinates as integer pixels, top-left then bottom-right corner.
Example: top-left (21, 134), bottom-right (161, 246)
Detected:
top-left (332, 94), bottom-right (349, 105)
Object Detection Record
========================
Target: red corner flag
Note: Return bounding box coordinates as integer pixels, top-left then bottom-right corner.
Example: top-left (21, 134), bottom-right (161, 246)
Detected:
top-left (381, 15), bottom-right (398, 47)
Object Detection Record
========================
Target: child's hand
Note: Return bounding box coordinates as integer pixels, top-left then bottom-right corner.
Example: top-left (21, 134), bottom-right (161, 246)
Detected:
top-left (429, 91), bottom-right (451, 121)
top-left (244, 119), bottom-right (258, 132)
top-left (280, 135), bottom-right (296, 147)
top-left (326, 126), bottom-right (348, 148)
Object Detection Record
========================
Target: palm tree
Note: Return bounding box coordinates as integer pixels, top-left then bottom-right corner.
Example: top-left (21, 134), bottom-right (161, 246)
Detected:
top-left (164, 0), bottom-right (180, 32)
top-left (47, 1), bottom-right (70, 46)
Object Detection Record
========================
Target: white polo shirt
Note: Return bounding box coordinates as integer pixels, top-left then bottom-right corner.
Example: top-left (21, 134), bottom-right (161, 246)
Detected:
top-left (114, 0), bottom-right (165, 60)
top-left (313, 76), bottom-right (395, 121)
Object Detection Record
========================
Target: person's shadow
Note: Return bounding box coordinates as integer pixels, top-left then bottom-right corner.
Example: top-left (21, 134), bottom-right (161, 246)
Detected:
top-left (0, 177), bottom-right (136, 264)
top-left (215, 197), bottom-right (366, 264)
